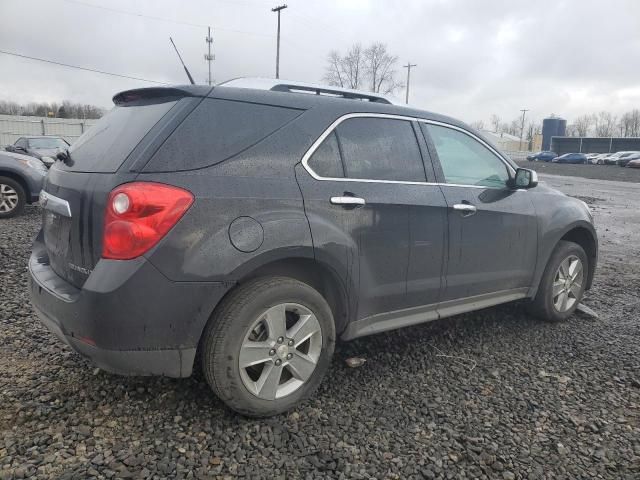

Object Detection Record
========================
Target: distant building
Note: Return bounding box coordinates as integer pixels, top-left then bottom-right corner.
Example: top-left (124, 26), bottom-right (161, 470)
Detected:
top-left (481, 130), bottom-right (523, 152)
top-left (542, 117), bottom-right (567, 151)
top-left (551, 136), bottom-right (640, 155)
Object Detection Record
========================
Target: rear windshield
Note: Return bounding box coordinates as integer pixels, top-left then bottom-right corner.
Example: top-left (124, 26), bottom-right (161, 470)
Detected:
top-left (66, 100), bottom-right (177, 173)
top-left (29, 137), bottom-right (68, 149)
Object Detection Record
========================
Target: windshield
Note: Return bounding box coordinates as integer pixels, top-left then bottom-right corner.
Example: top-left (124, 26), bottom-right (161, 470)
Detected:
top-left (28, 137), bottom-right (68, 149)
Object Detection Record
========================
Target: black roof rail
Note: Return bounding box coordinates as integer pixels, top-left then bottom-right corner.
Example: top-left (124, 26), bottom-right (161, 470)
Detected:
top-left (269, 83), bottom-right (392, 104)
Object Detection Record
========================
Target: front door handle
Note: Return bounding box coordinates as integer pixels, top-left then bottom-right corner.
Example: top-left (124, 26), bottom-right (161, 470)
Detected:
top-left (330, 196), bottom-right (366, 207)
top-left (453, 203), bottom-right (477, 216)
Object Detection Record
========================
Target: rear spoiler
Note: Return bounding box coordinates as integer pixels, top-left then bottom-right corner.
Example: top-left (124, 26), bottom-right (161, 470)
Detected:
top-left (113, 86), bottom-right (213, 106)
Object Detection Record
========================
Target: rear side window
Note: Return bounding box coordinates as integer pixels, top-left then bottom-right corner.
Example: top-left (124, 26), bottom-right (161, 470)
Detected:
top-left (67, 100), bottom-right (177, 173)
top-left (307, 131), bottom-right (344, 178)
top-left (336, 117), bottom-right (426, 182)
top-left (145, 99), bottom-right (302, 172)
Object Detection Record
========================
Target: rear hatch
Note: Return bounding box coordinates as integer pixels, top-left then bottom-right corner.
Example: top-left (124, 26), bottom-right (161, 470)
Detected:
top-left (41, 87), bottom-right (208, 288)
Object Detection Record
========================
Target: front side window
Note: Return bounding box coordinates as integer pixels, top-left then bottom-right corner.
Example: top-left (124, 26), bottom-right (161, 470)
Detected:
top-left (425, 124), bottom-right (510, 188)
top-left (336, 117), bottom-right (426, 182)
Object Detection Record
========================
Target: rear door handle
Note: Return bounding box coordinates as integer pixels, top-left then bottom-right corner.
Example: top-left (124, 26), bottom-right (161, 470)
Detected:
top-left (330, 196), bottom-right (366, 207)
top-left (452, 203), bottom-right (477, 216)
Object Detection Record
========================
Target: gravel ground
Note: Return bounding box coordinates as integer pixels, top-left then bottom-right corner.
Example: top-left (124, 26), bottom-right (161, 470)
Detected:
top-left (515, 160), bottom-right (640, 183)
top-left (1, 173), bottom-right (640, 479)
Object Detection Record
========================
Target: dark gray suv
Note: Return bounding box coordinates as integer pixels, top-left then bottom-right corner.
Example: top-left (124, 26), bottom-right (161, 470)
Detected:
top-left (29, 80), bottom-right (597, 417)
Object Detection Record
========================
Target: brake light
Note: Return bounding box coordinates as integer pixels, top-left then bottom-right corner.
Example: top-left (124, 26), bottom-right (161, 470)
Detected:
top-left (102, 182), bottom-right (194, 260)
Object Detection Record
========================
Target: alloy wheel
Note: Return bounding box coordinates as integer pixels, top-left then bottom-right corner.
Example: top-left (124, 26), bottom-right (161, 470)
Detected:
top-left (0, 183), bottom-right (19, 213)
top-left (552, 255), bottom-right (584, 312)
top-left (239, 303), bottom-right (323, 400)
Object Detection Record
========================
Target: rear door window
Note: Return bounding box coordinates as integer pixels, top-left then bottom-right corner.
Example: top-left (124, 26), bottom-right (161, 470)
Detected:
top-left (67, 100), bottom-right (178, 173)
top-left (335, 117), bottom-right (426, 182)
top-left (307, 131), bottom-right (344, 178)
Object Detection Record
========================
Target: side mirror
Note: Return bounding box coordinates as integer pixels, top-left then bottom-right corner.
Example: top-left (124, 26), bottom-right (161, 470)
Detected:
top-left (5, 145), bottom-right (15, 152)
top-left (511, 168), bottom-right (538, 189)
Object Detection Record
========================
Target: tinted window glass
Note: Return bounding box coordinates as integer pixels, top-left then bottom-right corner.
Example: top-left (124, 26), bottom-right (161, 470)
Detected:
top-left (15, 138), bottom-right (27, 148)
top-left (67, 100), bottom-right (177, 173)
top-left (336, 118), bottom-right (426, 182)
top-left (426, 124), bottom-right (509, 188)
top-left (28, 138), bottom-right (68, 149)
top-left (146, 99), bottom-right (302, 172)
top-left (308, 131), bottom-right (344, 178)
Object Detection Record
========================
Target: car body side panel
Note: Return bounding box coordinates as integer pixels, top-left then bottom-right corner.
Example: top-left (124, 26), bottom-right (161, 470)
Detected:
top-left (138, 110), bottom-right (322, 282)
top-left (438, 186), bottom-right (539, 299)
top-left (0, 153), bottom-right (46, 202)
top-left (527, 184), bottom-right (597, 297)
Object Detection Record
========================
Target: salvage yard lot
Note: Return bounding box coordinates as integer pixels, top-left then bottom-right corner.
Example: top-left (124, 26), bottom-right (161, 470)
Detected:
top-left (1, 170), bottom-right (639, 479)
top-left (515, 159), bottom-right (640, 183)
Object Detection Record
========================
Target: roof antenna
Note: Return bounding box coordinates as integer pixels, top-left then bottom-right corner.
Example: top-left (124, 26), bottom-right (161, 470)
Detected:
top-left (170, 37), bottom-right (195, 85)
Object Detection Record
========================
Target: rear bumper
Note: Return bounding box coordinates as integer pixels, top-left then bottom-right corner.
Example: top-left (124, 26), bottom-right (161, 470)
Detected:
top-left (29, 232), bottom-right (230, 377)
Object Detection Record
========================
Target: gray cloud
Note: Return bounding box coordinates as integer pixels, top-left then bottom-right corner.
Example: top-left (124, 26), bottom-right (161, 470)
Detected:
top-left (1, 0), bottom-right (639, 125)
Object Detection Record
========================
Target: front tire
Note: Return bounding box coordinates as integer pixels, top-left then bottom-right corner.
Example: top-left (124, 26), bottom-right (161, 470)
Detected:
top-left (201, 277), bottom-right (335, 417)
top-left (0, 176), bottom-right (26, 218)
top-left (529, 241), bottom-right (588, 322)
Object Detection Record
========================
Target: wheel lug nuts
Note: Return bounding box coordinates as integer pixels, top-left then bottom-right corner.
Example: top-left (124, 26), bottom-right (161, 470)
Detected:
top-left (286, 353), bottom-right (293, 360)
top-left (275, 359), bottom-right (282, 366)
top-left (269, 349), bottom-right (276, 356)
top-left (277, 336), bottom-right (284, 344)
top-left (287, 339), bottom-right (294, 346)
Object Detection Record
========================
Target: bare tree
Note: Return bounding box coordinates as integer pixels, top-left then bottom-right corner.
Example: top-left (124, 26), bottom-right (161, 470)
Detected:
top-left (489, 114), bottom-right (501, 132)
top-left (0, 100), bottom-right (103, 118)
top-left (571, 115), bottom-right (592, 137)
top-left (525, 121), bottom-right (541, 148)
top-left (323, 44), bottom-right (365, 90)
top-left (593, 111), bottom-right (616, 137)
top-left (324, 42), bottom-right (402, 94)
top-left (323, 50), bottom-right (345, 88)
top-left (469, 120), bottom-right (485, 131)
top-left (364, 43), bottom-right (402, 94)
top-left (625, 109), bottom-right (640, 137)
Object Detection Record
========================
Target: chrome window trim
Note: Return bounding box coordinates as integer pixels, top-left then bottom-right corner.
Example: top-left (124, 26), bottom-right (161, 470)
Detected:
top-left (300, 112), bottom-right (517, 190)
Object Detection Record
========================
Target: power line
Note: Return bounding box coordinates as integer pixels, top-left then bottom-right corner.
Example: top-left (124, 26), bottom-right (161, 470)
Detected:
top-left (0, 49), bottom-right (170, 85)
top-left (56, 0), bottom-right (276, 38)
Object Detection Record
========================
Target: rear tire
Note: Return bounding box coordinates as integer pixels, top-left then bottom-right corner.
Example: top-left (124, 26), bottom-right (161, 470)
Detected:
top-left (529, 241), bottom-right (588, 322)
top-left (0, 176), bottom-right (26, 219)
top-left (201, 276), bottom-right (336, 417)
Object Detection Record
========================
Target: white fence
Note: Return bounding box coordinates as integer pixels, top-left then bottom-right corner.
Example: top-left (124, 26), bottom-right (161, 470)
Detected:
top-left (0, 114), bottom-right (97, 147)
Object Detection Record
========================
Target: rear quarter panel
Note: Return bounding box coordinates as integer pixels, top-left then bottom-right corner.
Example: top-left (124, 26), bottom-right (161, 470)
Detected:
top-left (138, 109), bottom-right (321, 282)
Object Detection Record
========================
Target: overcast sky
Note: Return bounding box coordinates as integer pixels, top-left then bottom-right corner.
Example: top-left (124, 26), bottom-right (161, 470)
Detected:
top-left (1, 0), bottom-right (639, 126)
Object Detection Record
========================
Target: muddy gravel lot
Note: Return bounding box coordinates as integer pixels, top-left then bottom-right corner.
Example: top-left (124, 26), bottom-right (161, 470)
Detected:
top-left (1, 173), bottom-right (639, 479)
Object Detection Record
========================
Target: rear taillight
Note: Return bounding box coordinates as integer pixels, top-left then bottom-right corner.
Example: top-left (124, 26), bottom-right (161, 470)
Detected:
top-left (102, 182), bottom-right (194, 260)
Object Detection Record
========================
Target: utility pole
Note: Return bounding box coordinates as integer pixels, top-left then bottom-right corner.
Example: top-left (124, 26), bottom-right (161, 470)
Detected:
top-left (271, 4), bottom-right (287, 79)
top-left (403, 62), bottom-right (417, 104)
top-left (519, 108), bottom-right (529, 151)
top-left (204, 26), bottom-right (214, 86)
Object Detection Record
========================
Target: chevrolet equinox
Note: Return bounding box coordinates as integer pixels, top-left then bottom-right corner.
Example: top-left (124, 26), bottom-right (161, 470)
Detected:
top-left (29, 79), bottom-right (598, 417)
